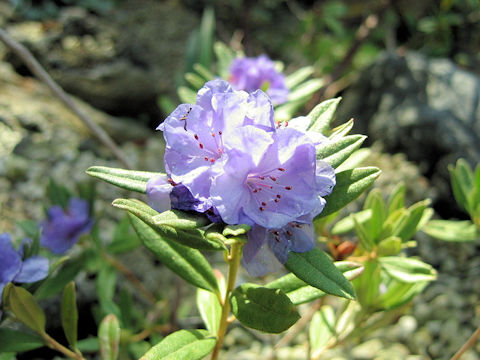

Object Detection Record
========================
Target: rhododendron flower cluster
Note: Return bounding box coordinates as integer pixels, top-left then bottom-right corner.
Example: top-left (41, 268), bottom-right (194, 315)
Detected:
top-left (147, 80), bottom-right (335, 275)
top-left (229, 55), bottom-right (289, 105)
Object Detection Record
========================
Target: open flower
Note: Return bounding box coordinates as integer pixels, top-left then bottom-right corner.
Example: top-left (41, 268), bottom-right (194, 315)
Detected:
top-left (159, 79), bottom-right (275, 205)
top-left (229, 55), bottom-right (289, 105)
top-left (0, 233), bottom-right (49, 313)
top-left (40, 198), bottom-right (93, 254)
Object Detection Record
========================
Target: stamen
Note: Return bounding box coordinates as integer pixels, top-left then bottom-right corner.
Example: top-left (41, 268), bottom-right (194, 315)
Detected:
top-left (211, 133), bottom-right (216, 137)
top-left (210, 158), bottom-right (215, 163)
top-left (278, 167), bottom-right (285, 172)
top-left (261, 201), bottom-right (267, 206)
top-left (274, 199), bottom-right (279, 203)
top-left (276, 194), bottom-right (281, 198)
top-left (194, 134), bottom-right (199, 140)
top-left (199, 143), bottom-right (204, 149)
top-left (275, 236), bottom-right (280, 242)
top-left (270, 176), bottom-right (277, 181)
top-left (259, 176), bottom-right (265, 180)
top-left (285, 186), bottom-right (292, 190)
top-left (168, 178), bottom-right (177, 186)
top-left (204, 156), bottom-right (209, 161)
top-left (286, 230), bottom-right (293, 236)
top-left (218, 131), bottom-right (222, 135)
top-left (259, 207), bottom-right (265, 211)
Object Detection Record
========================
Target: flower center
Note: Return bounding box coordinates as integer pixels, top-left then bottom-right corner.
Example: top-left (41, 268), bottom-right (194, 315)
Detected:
top-left (246, 167), bottom-right (292, 212)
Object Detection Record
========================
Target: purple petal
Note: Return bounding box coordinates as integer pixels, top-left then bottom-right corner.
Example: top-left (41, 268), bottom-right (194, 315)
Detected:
top-left (286, 222), bottom-right (315, 253)
top-left (14, 256), bottom-right (49, 283)
top-left (196, 79), bottom-right (234, 113)
top-left (316, 160), bottom-right (336, 197)
top-left (0, 233), bottom-right (22, 285)
top-left (146, 174), bottom-right (173, 213)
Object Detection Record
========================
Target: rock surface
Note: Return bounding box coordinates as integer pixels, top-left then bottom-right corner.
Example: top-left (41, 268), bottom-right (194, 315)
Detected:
top-left (337, 51), bottom-right (480, 217)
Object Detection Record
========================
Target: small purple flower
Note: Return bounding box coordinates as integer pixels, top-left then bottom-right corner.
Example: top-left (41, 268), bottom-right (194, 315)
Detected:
top-left (210, 127), bottom-right (334, 229)
top-left (40, 198), bottom-right (93, 254)
top-left (159, 79), bottom-right (275, 205)
top-left (229, 55), bottom-right (289, 105)
top-left (0, 233), bottom-right (49, 313)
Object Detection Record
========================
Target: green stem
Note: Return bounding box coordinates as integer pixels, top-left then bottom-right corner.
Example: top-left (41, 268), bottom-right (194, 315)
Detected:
top-left (42, 333), bottom-right (85, 360)
top-left (211, 241), bottom-right (243, 360)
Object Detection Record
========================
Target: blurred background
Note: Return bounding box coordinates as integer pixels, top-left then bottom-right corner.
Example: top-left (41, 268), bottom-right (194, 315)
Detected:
top-left (1, 0), bottom-right (479, 359)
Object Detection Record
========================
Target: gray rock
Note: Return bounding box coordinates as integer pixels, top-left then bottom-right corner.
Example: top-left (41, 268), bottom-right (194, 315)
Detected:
top-left (337, 52), bottom-right (480, 215)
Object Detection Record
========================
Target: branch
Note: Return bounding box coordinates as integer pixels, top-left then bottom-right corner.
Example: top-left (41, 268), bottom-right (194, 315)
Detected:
top-left (451, 325), bottom-right (480, 360)
top-left (0, 28), bottom-right (133, 169)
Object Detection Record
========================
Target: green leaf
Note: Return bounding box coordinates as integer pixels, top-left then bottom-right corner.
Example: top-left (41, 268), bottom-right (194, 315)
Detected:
top-left (285, 248), bottom-right (355, 300)
top-left (47, 178), bottom-right (72, 209)
top-left (198, 7), bottom-right (215, 68)
top-left (309, 305), bottom-right (336, 353)
top-left (285, 66), bottom-right (315, 89)
top-left (335, 148), bottom-right (371, 172)
top-left (178, 86), bottom-right (197, 104)
top-left (153, 210), bottom-right (210, 230)
top-left (196, 287), bottom-right (221, 335)
top-left (266, 261), bottom-right (363, 305)
top-left (287, 79), bottom-right (323, 102)
top-left (394, 200), bottom-right (431, 242)
top-left (449, 159), bottom-right (474, 213)
top-left (307, 97), bottom-right (342, 134)
top-left (86, 166), bottom-right (159, 193)
top-left (364, 189), bottom-right (386, 242)
top-left (128, 213), bottom-right (219, 293)
top-left (35, 253), bottom-right (89, 299)
top-left (230, 284), bottom-right (300, 333)
top-left (77, 337), bottom-right (100, 352)
top-left (6, 285), bottom-right (46, 334)
top-left (329, 118), bottom-right (354, 139)
top-left (0, 329), bottom-right (44, 352)
top-left (377, 236), bottom-right (402, 256)
top-left (99, 314), bottom-right (121, 360)
top-left (140, 329), bottom-right (216, 360)
top-left (318, 167), bottom-right (381, 218)
top-left (379, 257), bottom-right (437, 283)
top-left (387, 182), bottom-right (406, 214)
top-left (185, 72), bottom-right (206, 90)
top-left (422, 219), bottom-right (478, 242)
top-left (352, 260), bottom-right (382, 308)
top-left (61, 282), bottom-right (78, 350)
top-left (96, 264), bottom-right (119, 318)
top-left (380, 280), bottom-right (429, 310)
top-left (222, 224), bottom-right (251, 237)
top-left (353, 214), bottom-right (375, 251)
top-left (113, 199), bottom-right (224, 251)
top-left (317, 135), bottom-right (367, 169)
top-left (214, 42), bottom-right (235, 78)
top-left (193, 63), bottom-right (215, 81)
top-left (331, 209), bottom-right (372, 235)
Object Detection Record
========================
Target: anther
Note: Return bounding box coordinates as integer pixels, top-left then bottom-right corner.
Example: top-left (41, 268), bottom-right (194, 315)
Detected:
top-left (218, 131), bottom-right (222, 135)
top-left (194, 134), bottom-right (199, 140)
top-left (286, 230), bottom-right (293, 236)
top-left (199, 143), bottom-right (204, 149)
top-left (253, 189), bottom-right (258, 193)
top-left (276, 194), bottom-right (281, 198)
top-left (275, 236), bottom-right (280, 242)
top-left (270, 176), bottom-right (277, 181)
top-left (259, 176), bottom-right (265, 180)
top-left (210, 158), bottom-right (215, 163)
top-left (211, 133), bottom-right (216, 137)
top-left (274, 199), bottom-right (279, 203)
top-left (285, 186), bottom-right (292, 190)
top-left (261, 202), bottom-right (267, 206)
top-left (259, 207), bottom-right (265, 211)
top-left (278, 167), bottom-right (285, 172)
top-left (204, 156), bottom-right (209, 161)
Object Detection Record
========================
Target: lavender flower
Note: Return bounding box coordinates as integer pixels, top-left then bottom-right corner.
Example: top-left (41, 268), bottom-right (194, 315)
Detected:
top-left (40, 198), bottom-right (93, 254)
top-left (229, 55), bottom-right (289, 104)
top-left (0, 233), bottom-right (49, 312)
top-left (210, 127), bottom-right (334, 229)
top-left (158, 79), bottom-right (275, 206)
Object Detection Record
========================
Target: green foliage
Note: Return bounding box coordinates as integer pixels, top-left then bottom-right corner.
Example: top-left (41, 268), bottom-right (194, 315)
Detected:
top-left (0, 329), bottom-right (44, 352)
top-left (99, 314), bottom-right (121, 360)
top-left (61, 282), bottom-right (79, 350)
top-left (140, 330), bottom-right (216, 360)
top-left (86, 167), bottom-right (160, 194)
top-left (230, 284), bottom-right (300, 333)
top-left (285, 249), bottom-right (356, 300)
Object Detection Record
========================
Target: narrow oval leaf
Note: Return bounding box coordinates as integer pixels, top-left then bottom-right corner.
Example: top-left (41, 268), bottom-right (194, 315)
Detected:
top-left (422, 219), bottom-right (478, 242)
top-left (379, 257), bottom-right (437, 283)
top-left (8, 285), bottom-right (46, 334)
top-left (309, 305), bottom-right (336, 354)
top-left (61, 282), bottom-right (78, 350)
top-left (287, 79), bottom-right (323, 102)
top-left (196, 287), bottom-right (221, 335)
top-left (307, 97), bottom-right (342, 134)
top-left (153, 210), bottom-right (209, 230)
top-left (86, 166), bottom-right (159, 193)
top-left (266, 262), bottom-right (363, 305)
top-left (141, 329), bottom-right (216, 360)
top-left (99, 314), bottom-right (121, 360)
top-left (335, 148), bottom-right (371, 172)
top-left (285, 249), bottom-right (355, 300)
top-left (380, 280), bottom-right (429, 310)
top-left (113, 199), bottom-right (224, 251)
top-left (317, 135), bottom-right (367, 169)
top-left (329, 118), bottom-right (354, 140)
top-left (0, 329), bottom-right (44, 352)
top-left (128, 213), bottom-right (219, 293)
top-left (318, 167), bottom-right (381, 218)
top-left (285, 66), bottom-right (314, 89)
top-left (377, 236), bottom-right (402, 256)
top-left (230, 284), bottom-right (300, 333)
top-left (331, 209), bottom-right (372, 235)
top-left (178, 86), bottom-right (197, 104)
